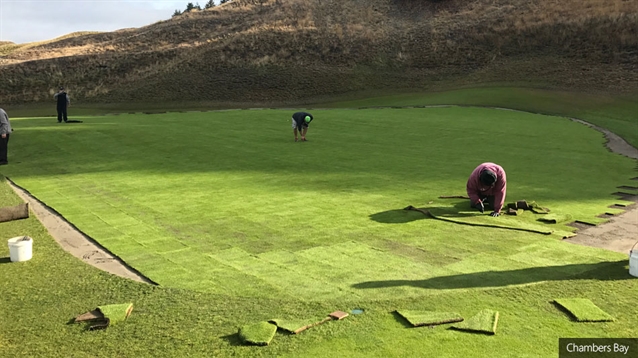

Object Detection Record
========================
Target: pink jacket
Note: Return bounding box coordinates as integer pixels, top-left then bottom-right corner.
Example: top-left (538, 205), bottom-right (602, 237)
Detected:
top-left (466, 163), bottom-right (507, 213)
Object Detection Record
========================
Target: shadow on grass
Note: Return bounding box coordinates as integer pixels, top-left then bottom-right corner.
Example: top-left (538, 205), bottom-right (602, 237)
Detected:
top-left (352, 261), bottom-right (631, 290)
top-left (369, 202), bottom-right (482, 224)
top-left (220, 333), bottom-right (243, 347)
top-left (447, 326), bottom-right (495, 335)
top-left (0, 257), bottom-right (11, 264)
top-left (369, 209), bottom-right (427, 224)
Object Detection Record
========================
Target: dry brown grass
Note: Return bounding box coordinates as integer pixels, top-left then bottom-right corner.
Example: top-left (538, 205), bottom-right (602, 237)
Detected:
top-left (0, 0), bottom-right (635, 105)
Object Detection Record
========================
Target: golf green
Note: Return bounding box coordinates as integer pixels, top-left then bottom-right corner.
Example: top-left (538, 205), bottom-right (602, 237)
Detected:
top-left (2, 107), bottom-right (634, 300)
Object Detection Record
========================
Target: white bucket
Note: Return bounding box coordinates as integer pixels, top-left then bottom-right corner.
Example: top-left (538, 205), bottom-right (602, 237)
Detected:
top-left (630, 242), bottom-right (638, 278)
top-left (8, 236), bottom-right (33, 262)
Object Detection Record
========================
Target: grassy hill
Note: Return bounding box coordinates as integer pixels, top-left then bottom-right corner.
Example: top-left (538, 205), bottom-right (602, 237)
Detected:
top-left (0, 0), bottom-right (636, 105)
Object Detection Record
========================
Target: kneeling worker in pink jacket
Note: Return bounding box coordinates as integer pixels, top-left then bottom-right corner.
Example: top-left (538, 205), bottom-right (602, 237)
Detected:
top-left (466, 162), bottom-right (507, 217)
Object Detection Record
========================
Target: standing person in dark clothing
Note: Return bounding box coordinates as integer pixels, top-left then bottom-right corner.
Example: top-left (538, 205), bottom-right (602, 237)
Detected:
top-left (54, 87), bottom-right (71, 123)
top-left (291, 111), bottom-right (313, 142)
top-left (0, 108), bottom-right (12, 165)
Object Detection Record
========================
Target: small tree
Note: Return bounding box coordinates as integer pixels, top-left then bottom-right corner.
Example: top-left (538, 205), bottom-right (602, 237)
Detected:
top-left (219, 0), bottom-right (228, 4)
top-left (205, 0), bottom-right (215, 9)
top-left (172, 9), bottom-right (182, 17)
top-left (185, 2), bottom-right (196, 12)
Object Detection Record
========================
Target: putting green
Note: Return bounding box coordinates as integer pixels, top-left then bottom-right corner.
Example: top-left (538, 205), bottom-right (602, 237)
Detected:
top-left (2, 107), bottom-right (633, 301)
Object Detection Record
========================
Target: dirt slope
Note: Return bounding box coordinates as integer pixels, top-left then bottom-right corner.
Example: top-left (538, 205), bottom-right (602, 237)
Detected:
top-left (0, 0), bottom-right (636, 104)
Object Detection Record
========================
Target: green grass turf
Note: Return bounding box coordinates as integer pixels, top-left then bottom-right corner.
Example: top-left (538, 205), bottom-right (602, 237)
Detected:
top-left (318, 87), bottom-right (638, 148)
top-left (0, 102), bottom-right (636, 356)
top-left (238, 321), bottom-right (278, 345)
top-left (97, 303), bottom-right (133, 325)
top-left (0, 174), bottom-right (637, 356)
top-left (553, 298), bottom-right (615, 322)
top-left (1, 107), bottom-right (635, 300)
top-left (395, 310), bottom-right (463, 327)
top-left (421, 202), bottom-right (570, 237)
top-left (452, 309), bottom-right (500, 335)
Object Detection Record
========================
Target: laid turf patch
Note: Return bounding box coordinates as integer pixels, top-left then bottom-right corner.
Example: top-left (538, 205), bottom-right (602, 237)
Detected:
top-left (1, 107), bottom-right (633, 301)
top-left (537, 213), bottom-right (573, 224)
top-left (451, 309), bottom-right (499, 334)
top-left (395, 310), bottom-right (463, 327)
top-left (375, 240), bottom-right (462, 266)
top-left (97, 303), bottom-right (134, 325)
top-left (0, 101), bottom-right (636, 357)
top-left (238, 321), bottom-right (278, 346)
top-left (553, 298), bottom-right (614, 322)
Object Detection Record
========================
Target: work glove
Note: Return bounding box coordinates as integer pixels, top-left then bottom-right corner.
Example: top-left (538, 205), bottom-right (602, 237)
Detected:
top-left (475, 200), bottom-right (485, 213)
top-left (489, 211), bottom-right (500, 217)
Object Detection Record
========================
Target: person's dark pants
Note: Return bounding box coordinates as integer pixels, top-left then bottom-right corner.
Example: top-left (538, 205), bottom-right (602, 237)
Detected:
top-left (0, 133), bottom-right (9, 164)
top-left (57, 106), bottom-right (68, 123)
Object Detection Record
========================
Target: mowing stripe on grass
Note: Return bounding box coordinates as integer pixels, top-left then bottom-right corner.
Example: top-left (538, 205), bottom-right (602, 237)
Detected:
top-left (3, 108), bottom-right (635, 300)
top-left (211, 247), bottom-right (346, 300)
top-left (165, 248), bottom-right (284, 298)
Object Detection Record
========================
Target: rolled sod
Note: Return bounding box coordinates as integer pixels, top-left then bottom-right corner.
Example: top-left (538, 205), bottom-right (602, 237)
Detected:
top-left (553, 299), bottom-right (614, 322)
top-left (0, 203), bottom-right (29, 223)
top-left (451, 309), bottom-right (499, 334)
top-left (238, 321), bottom-right (278, 345)
top-left (395, 310), bottom-right (463, 327)
top-left (97, 303), bottom-right (134, 325)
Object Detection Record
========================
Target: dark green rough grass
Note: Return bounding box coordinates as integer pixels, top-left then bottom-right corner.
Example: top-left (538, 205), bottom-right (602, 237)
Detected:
top-left (0, 103), bottom-right (637, 356)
